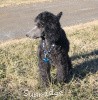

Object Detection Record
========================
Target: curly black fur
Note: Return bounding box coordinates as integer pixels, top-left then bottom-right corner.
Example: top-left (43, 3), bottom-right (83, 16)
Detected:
top-left (26, 11), bottom-right (72, 87)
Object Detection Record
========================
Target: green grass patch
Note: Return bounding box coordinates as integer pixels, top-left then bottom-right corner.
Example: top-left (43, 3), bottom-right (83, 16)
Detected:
top-left (0, 0), bottom-right (53, 7)
top-left (0, 23), bottom-right (98, 100)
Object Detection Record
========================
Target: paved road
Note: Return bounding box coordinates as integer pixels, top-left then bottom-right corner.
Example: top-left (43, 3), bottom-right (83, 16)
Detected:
top-left (0, 0), bottom-right (98, 41)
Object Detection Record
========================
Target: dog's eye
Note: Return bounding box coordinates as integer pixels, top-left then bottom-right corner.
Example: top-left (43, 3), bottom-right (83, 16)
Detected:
top-left (37, 23), bottom-right (40, 28)
top-left (37, 23), bottom-right (44, 28)
top-left (41, 24), bottom-right (44, 27)
top-left (41, 22), bottom-right (44, 27)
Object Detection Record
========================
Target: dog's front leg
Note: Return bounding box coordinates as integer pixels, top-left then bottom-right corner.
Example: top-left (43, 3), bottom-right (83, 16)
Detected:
top-left (56, 54), bottom-right (69, 83)
top-left (38, 61), bottom-right (51, 87)
top-left (38, 46), bottom-right (51, 87)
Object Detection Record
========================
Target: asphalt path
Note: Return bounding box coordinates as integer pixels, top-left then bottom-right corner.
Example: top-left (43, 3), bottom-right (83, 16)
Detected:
top-left (0, 0), bottom-right (98, 41)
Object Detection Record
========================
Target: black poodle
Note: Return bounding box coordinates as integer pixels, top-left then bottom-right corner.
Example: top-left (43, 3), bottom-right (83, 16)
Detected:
top-left (26, 11), bottom-right (72, 87)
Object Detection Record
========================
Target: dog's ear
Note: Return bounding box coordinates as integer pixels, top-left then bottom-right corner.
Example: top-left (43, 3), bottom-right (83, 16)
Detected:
top-left (57, 12), bottom-right (63, 20)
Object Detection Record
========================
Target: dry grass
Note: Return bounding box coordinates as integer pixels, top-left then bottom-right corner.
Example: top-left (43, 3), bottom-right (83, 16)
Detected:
top-left (0, 21), bottom-right (98, 99)
top-left (0, 0), bottom-right (53, 7)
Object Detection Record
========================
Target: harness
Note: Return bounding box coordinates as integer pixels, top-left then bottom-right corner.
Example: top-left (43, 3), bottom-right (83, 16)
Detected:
top-left (42, 40), bottom-right (55, 63)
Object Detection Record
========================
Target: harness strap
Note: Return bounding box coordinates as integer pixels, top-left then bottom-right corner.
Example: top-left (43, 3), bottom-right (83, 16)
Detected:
top-left (42, 40), bottom-right (55, 63)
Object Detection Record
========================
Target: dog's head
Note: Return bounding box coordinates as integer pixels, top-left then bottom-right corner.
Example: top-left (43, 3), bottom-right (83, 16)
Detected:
top-left (26, 11), bottom-right (62, 39)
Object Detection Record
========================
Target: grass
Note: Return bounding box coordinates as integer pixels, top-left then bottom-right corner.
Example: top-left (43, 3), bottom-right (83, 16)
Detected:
top-left (0, 0), bottom-right (53, 7)
top-left (0, 21), bottom-right (98, 100)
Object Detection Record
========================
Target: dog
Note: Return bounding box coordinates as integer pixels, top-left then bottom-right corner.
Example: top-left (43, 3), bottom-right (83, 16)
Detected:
top-left (26, 11), bottom-right (72, 87)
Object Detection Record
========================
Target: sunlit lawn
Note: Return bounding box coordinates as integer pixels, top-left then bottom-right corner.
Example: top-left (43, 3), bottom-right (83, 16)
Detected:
top-left (0, 21), bottom-right (98, 100)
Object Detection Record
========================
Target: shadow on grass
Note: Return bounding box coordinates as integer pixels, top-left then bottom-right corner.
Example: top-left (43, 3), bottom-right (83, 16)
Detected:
top-left (71, 49), bottom-right (98, 79)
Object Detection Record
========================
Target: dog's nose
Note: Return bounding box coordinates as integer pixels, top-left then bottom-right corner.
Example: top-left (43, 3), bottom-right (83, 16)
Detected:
top-left (26, 34), bottom-right (29, 37)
